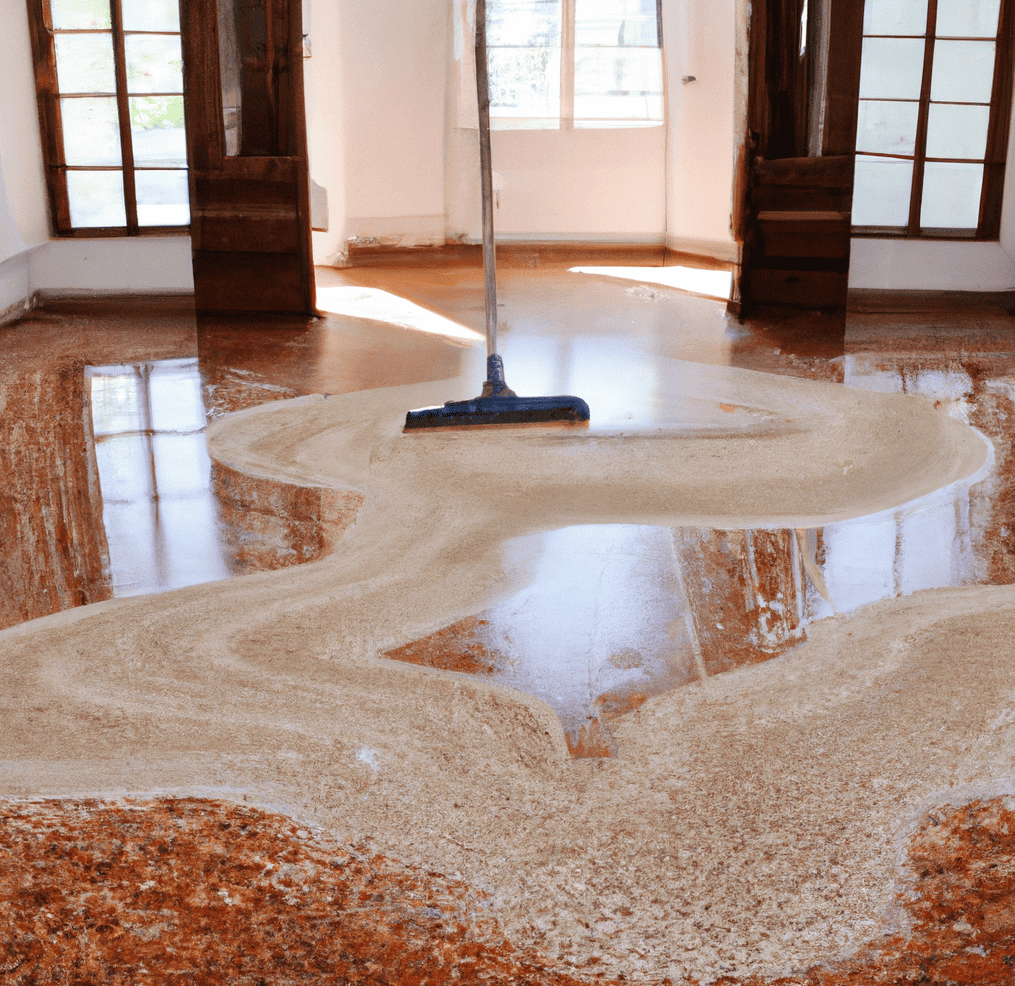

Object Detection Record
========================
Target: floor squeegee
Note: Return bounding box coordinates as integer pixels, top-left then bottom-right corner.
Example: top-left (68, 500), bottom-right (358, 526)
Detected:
top-left (404, 0), bottom-right (590, 430)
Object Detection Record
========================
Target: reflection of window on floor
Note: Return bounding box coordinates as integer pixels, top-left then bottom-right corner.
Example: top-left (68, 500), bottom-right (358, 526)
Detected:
top-left (480, 0), bottom-right (663, 129)
top-left (852, 0), bottom-right (1014, 237)
top-left (27, 0), bottom-right (189, 233)
top-left (87, 359), bottom-right (227, 596)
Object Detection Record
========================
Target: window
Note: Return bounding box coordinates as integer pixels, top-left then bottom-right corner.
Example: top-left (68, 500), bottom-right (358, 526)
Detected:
top-left (852, 0), bottom-right (1015, 238)
top-left (28, 0), bottom-right (189, 235)
top-left (483, 0), bottom-right (663, 130)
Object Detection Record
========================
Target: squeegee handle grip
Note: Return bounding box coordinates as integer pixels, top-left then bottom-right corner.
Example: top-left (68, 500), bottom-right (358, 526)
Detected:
top-left (475, 0), bottom-right (498, 358)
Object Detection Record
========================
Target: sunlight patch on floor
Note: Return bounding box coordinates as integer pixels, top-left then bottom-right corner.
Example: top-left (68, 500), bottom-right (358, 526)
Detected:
top-left (317, 286), bottom-right (484, 343)
top-left (570, 265), bottom-right (733, 301)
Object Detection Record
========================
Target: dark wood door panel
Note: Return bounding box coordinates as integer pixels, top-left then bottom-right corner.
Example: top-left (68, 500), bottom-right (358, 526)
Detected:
top-left (181, 0), bottom-right (314, 315)
top-left (732, 0), bottom-right (865, 317)
top-left (192, 252), bottom-right (303, 311)
top-left (754, 155), bottom-right (853, 186)
top-left (745, 268), bottom-right (849, 308)
top-left (757, 212), bottom-right (851, 259)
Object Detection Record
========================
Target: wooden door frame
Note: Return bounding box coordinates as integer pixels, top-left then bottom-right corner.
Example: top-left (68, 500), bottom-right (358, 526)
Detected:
top-left (730, 0), bottom-right (865, 318)
top-left (181, 0), bottom-right (315, 314)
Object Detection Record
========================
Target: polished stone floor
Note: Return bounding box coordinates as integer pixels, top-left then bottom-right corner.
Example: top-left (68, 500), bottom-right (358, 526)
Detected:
top-left (2, 269), bottom-right (1014, 749)
top-left (4, 266), bottom-right (1015, 985)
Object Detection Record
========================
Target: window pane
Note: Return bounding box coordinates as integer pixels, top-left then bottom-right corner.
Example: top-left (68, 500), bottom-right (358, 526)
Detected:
top-left (575, 0), bottom-right (658, 47)
top-left (121, 0), bottom-right (181, 32)
top-left (100, 501), bottom-right (158, 595)
top-left (89, 370), bottom-right (144, 435)
top-left (152, 433), bottom-right (211, 497)
top-left (130, 96), bottom-right (187, 166)
top-left (61, 97), bottom-right (122, 165)
top-left (935, 0), bottom-right (1001, 38)
top-left (489, 47), bottom-right (561, 119)
top-left (488, 0), bottom-right (561, 46)
top-left (863, 0), bottom-right (928, 35)
top-left (926, 103), bottom-right (991, 159)
top-left (51, 0), bottom-right (111, 30)
top-left (852, 155), bottom-right (914, 225)
top-left (930, 40), bottom-right (996, 102)
top-left (54, 33), bottom-right (116, 93)
top-left (67, 170), bottom-right (126, 227)
top-left (574, 47), bottom-right (663, 121)
top-left (148, 359), bottom-right (206, 433)
top-left (125, 35), bottom-right (184, 93)
top-left (920, 161), bottom-right (983, 227)
top-left (95, 434), bottom-right (154, 502)
top-left (858, 38), bottom-right (926, 99)
top-left (135, 170), bottom-right (190, 226)
top-left (856, 99), bottom-right (919, 155)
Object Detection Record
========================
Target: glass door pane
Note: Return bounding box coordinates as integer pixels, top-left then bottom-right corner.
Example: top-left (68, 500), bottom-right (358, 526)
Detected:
top-left (856, 100), bottom-right (919, 154)
top-left (858, 38), bottom-right (927, 99)
top-left (51, 0), bottom-right (111, 29)
top-left (935, 0), bottom-right (1001, 37)
top-left (925, 103), bottom-right (991, 158)
top-left (121, 0), bottom-right (182, 32)
top-left (67, 171), bottom-right (127, 227)
top-left (61, 97), bottom-right (122, 165)
top-left (921, 162), bottom-right (984, 227)
top-left (54, 34), bottom-right (117, 93)
top-left (853, 156), bottom-right (914, 225)
top-left (863, 0), bottom-right (929, 35)
top-left (930, 40), bottom-right (997, 101)
top-left (136, 170), bottom-right (190, 225)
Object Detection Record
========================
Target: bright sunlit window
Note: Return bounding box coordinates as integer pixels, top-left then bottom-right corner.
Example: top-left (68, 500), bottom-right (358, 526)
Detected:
top-left (27, 0), bottom-right (190, 234)
top-left (484, 0), bottom-right (663, 129)
top-left (852, 0), bottom-right (1014, 238)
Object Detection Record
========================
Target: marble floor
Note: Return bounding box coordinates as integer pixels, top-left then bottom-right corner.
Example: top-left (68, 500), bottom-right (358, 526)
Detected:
top-left (2, 265), bottom-right (1015, 983)
top-left (5, 270), bottom-right (1013, 743)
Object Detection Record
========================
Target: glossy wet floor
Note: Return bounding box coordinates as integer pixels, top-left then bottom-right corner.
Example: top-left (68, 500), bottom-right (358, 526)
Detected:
top-left (4, 271), bottom-right (1012, 748)
top-left (3, 269), bottom-right (1015, 984)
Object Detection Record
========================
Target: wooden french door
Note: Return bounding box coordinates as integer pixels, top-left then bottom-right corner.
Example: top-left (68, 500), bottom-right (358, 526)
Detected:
top-left (180, 0), bottom-right (314, 314)
top-left (731, 0), bottom-right (865, 317)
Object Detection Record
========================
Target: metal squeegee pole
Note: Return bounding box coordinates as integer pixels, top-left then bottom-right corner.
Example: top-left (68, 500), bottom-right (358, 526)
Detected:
top-left (475, 0), bottom-right (498, 361)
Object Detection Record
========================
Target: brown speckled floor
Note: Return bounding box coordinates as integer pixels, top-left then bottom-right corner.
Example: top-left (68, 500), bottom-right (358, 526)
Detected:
top-left (3, 269), bottom-right (1015, 984)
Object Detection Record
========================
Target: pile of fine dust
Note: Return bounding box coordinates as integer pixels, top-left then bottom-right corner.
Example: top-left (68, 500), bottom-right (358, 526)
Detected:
top-left (1, 360), bottom-right (1010, 983)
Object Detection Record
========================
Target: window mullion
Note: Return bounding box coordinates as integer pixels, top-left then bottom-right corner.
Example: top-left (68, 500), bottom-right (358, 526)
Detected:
top-left (907, 0), bottom-right (938, 235)
top-left (109, 0), bottom-right (138, 233)
top-left (560, 0), bottom-right (575, 130)
top-left (979, 0), bottom-right (1015, 237)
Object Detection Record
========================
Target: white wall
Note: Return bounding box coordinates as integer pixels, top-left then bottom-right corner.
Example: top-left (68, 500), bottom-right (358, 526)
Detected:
top-left (849, 239), bottom-right (1015, 292)
top-left (309, 0), bottom-right (448, 261)
top-left (305, 0), bottom-right (346, 264)
top-left (662, 0), bottom-right (739, 260)
top-left (1, 0), bottom-right (50, 251)
top-left (446, 125), bottom-right (666, 242)
top-left (31, 237), bottom-right (194, 295)
top-left (0, 0), bottom-right (47, 314)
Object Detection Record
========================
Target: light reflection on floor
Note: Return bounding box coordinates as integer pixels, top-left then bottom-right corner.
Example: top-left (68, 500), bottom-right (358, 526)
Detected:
top-left (5, 274), bottom-right (1015, 756)
top-left (570, 264), bottom-right (734, 301)
top-left (474, 525), bottom-right (699, 735)
top-left (87, 359), bottom-right (229, 595)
